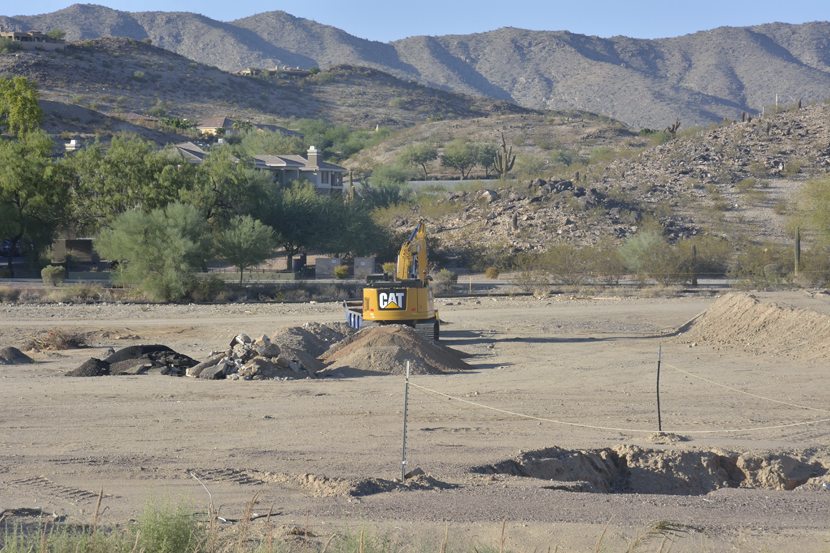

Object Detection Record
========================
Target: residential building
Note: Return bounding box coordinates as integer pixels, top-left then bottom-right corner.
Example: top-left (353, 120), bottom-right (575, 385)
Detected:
top-left (173, 143), bottom-right (345, 194)
top-left (196, 117), bottom-right (304, 139)
top-left (0, 29), bottom-right (65, 50)
top-left (252, 146), bottom-right (346, 194)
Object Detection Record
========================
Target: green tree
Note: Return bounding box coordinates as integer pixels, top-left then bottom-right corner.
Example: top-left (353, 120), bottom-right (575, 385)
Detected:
top-left (441, 138), bottom-right (477, 180)
top-left (214, 216), bottom-right (276, 284)
top-left (309, 66), bottom-right (320, 75)
top-left (261, 180), bottom-right (325, 260)
top-left (66, 136), bottom-right (181, 233)
top-left (0, 132), bottom-right (68, 277)
top-left (179, 148), bottom-right (267, 228)
top-left (473, 143), bottom-right (498, 178)
top-left (95, 202), bottom-right (211, 301)
top-left (232, 119), bottom-right (254, 134)
top-left (317, 198), bottom-right (389, 257)
top-left (0, 77), bottom-right (44, 138)
top-left (398, 142), bottom-right (438, 180)
top-left (234, 130), bottom-right (305, 157)
top-left (46, 29), bottom-right (66, 40)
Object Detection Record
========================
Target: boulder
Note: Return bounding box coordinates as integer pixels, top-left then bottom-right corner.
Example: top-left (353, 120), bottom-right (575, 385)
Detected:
top-left (257, 343), bottom-right (281, 358)
top-left (187, 354), bottom-right (225, 377)
top-left (199, 364), bottom-right (227, 380)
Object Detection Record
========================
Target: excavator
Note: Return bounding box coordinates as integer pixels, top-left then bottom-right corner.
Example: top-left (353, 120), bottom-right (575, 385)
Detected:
top-left (344, 220), bottom-right (439, 340)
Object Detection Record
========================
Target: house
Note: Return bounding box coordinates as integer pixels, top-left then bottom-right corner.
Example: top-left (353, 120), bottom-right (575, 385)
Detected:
top-left (0, 29), bottom-right (65, 50)
top-left (195, 117), bottom-right (237, 136)
top-left (173, 143), bottom-right (345, 195)
top-left (252, 146), bottom-right (346, 194)
top-left (173, 142), bottom-right (209, 164)
top-left (196, 117), bottom-right (304, 139)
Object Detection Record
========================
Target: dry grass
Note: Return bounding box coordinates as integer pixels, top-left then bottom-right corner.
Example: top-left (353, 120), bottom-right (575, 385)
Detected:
top-left (23, 329), bottom-right (88, 351)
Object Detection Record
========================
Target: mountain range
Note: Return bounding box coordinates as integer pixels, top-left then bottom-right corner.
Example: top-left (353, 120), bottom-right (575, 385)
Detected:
top-left (2, 5), bottom-right (830, 128)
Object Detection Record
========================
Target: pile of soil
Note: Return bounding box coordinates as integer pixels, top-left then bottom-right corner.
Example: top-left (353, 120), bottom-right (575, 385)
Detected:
top-left (474, 445), bottom-right (828, 494)
top-left (0, 346), bottom-right (33, 365)
top-left (66, 345), bottom-right (197, 377)
top-left (67, 358), bottom-right (110, 377)
top-left (271, 327), bottom-right (330, 358)
top-left (679, 293), bottom-right (830, 360)
top-left (262, 471), bottom-right (455, 497)
top-left (319, 325), bottom-right (474, 376)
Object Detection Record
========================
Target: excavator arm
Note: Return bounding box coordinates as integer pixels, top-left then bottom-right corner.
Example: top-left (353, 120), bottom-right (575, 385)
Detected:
top-left (396, 220), bottom-right (428, 285)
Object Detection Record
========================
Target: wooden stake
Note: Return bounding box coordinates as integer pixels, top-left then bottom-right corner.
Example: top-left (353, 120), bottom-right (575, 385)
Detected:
top-left (656, 345), bottom-right (662, 432)
top-left (402, 361), bottom-right (410, 481)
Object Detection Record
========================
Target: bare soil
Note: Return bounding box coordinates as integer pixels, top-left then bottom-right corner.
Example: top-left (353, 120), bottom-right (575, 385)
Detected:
top-left (1, 292), bottom-right (830, 551)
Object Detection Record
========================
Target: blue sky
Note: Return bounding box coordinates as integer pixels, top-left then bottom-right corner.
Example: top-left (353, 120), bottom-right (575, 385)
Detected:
top-left (11, 0), bottom-right (830, 43)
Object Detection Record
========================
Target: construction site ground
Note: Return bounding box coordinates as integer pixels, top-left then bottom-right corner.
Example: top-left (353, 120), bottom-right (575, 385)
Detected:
top-left (1, 291), bottom-right (830, 551)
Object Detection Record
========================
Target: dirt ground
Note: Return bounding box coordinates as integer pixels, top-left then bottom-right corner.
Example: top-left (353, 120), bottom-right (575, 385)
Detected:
top-left (2, 291), bottom-right (830, 551)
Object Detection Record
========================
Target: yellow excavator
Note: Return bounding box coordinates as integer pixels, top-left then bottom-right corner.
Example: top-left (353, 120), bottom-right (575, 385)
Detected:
top-left (345, 220), bottom-right (439, 340)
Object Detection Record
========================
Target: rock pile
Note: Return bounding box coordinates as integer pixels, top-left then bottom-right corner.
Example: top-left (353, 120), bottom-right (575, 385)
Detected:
top-left (402, 102), bottom-right (830, 254)
top-left (187, 333), bottom-right (322, 380)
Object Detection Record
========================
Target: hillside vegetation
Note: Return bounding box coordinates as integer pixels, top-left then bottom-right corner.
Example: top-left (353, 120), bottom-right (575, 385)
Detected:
top-left (3, 5), bottom-right (830, 127)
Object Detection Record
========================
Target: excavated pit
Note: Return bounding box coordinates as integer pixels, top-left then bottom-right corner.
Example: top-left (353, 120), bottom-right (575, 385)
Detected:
top-left (473, 445), bottom-right (828, 494)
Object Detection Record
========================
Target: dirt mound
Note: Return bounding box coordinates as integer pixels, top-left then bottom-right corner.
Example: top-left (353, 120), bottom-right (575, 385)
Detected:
top-left (0, 346), bottom-right (33, 365)
top-left (319, 325), bottom-right (474, 376)
top-left (66, 358), bottom-right (110, 377)
top-left (271, 327), bottom-right (329, 357)
top-left (262, 471), bottom-right (455, 497)
top-left (679, 293), bottom-right (830, 360)
top-left (67, 345), bottom-right (197, 377)
top-left (474, 445), bottom-right (827, 494)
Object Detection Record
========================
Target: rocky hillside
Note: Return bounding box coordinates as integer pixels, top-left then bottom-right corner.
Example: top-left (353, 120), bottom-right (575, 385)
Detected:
top-left (0, 38), bottom-right (535, 139)
top-left (3, 5), bottom-right (830, 127)
top-left (391, 101), bottom-right (830, 257)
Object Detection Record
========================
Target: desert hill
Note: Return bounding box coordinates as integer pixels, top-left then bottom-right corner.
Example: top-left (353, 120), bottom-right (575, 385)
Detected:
top-left (0, 37), bottom-right (535, 136)
top-left (3, 5), bottom-right (830, 127)
top-left (383, 101), bottom-right (830, 264)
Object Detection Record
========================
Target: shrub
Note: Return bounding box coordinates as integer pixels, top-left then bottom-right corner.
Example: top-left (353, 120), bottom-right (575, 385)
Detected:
top-left (618, 232), bottom-right (695, 286)
top-left (132, 71), bottom-right (146, 81)
top-left (334, 265), bottom-right (349, 279)
top-left (188, 275), bottom-right (227, 302)
top-left (41, 265), bottom-right (65, 286)
top-left (485, 266), bottom-right (501, 279)
top-left (0, 37), bottom-right (22, 53)
top-left (0, 285), bottom-right (20, 301)
top-left (728, 241), bottom-right (793, 289)
top-left (382, 262), bottom-right (397, 275)
top-left (433, 269), bottom-right (457, 295)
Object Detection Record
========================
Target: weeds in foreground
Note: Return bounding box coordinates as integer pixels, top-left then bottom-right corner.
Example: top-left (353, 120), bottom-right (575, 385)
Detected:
top-left (0, 490), bottom-right (714, 553)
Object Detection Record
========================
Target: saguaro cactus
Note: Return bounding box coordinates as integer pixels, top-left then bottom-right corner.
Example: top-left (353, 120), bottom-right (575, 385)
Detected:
top-left (666, 118), bottom-right (681, 139)
top-left (492, 131), bottom-right (516, 179)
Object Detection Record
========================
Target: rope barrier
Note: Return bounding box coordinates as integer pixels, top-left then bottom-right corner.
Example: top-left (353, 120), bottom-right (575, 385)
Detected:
top-left (408, 360), bottom-right (830, 435)
top-left (663, 363), bottom-right (830, 414)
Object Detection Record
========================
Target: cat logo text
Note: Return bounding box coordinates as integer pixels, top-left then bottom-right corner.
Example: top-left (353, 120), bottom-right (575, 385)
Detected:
top-left (378, 291), bottom-right (406, 310)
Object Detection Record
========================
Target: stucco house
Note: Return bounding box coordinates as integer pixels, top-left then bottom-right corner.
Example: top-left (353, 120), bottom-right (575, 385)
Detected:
top-left (0, 29), bottom-right (65, 50)
top-left (252, 146), bottom-right (346, 194)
